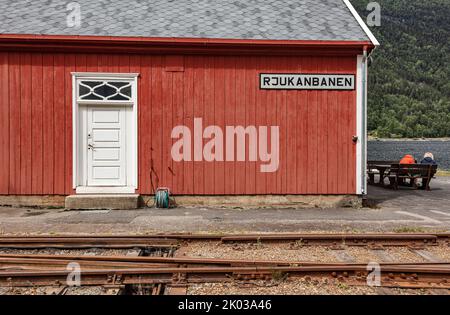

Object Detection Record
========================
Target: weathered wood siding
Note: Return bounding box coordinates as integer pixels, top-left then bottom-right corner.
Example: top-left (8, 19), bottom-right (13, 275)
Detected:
top-left (0, 52), bottom-right (357, 195)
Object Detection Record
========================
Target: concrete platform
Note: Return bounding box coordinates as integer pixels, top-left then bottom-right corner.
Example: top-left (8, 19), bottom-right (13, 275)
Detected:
top-left (1, 194), bottom-right (361, 209)
top-left (0, 177), bottom-right (449, 235)
top-left (65, 194), bottom-right (139, 210)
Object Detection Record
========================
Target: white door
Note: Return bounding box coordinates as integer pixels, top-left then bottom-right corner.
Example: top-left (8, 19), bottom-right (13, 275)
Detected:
top-left (87, 106), bottom-right (127, 187)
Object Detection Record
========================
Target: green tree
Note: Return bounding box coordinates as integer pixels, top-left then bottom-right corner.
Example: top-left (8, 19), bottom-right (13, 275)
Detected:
top-left (351, 0), bottom-right (450, 138)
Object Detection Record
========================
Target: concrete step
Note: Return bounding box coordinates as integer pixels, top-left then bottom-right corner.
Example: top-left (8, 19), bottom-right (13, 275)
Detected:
top-left (65, 194), bottom-right (140, 210)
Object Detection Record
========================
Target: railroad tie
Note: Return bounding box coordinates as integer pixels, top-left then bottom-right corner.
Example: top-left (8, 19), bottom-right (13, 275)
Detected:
top-left (410, 249), bottom-right (443, 263)
top-left (370, 249), bottom-right (395, 263)
top-left (331, 250), bottom-right (355, 263)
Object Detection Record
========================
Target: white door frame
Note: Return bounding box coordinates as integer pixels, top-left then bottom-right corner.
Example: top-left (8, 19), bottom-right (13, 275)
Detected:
top-left (72, 72), bottom-right (139, 194)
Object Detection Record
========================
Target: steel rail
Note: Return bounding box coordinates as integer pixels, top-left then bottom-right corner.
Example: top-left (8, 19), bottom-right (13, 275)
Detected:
top-left (0, 257), bottom-right (179, 270)
top-left (1, 233), bottom-right (448, 240)
top-left (0, 233), bottom-right (448, 249)
top-left (1, 254), bottom-right (450, 268)
top-left (2, 233), bottom-right (448, 239)
top-left (0, 264), bottom-right (449, 289)
top-left (0, 236), bottom-right (179, 249)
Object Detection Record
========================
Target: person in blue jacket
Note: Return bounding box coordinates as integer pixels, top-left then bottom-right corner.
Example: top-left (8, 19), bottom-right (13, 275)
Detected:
top-left (419, 152), bottom-right (437, 189)
top-left (421, 152), bottom-right (437, 165)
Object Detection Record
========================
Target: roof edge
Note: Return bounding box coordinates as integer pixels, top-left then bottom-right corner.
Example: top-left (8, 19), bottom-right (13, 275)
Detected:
top-left (0, 33), bottom-right (375, 46)
top-left (0, 34), bottom-right (375, 55)
top-left (342, 0), bottom-right (380, 46)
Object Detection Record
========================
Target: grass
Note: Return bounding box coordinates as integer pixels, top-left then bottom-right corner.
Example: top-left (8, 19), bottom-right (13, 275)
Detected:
top-left (255, 238), bottom-right (264, 249)
top-left (336, 282), bottom-right (350, 290)
top-left (394, 227), bottom-right (426, 233)
top-left (271, 270), bottom-right (287, 282)
top-left (437, 169), bottom-right (450, 177)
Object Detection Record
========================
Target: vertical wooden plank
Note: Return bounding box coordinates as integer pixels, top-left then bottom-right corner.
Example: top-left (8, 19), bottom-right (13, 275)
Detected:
top-left (244, 56), bottom-right (256, 194)
top-left (336, 57), bottom-right (348, 194)
top-left (98, 54), bottom-right (109, 72)
top-left (253, 57), bottom-right (264, 194)
top-left (203, 56), bottom-right (215, 195)
top-left (307, 57), bottom-right (319, 194)
top-left (327, 57), bottom-right (339, 194)
top-left (317, 57), bottom-right (329, 194)
top-left (213, 56), bottom-right (225, 194)
top-left (42, 54), bottom-right (54, 194)
top-left (64, 54), bottom-right (76, 195)
top-left (76, 54), bottom-right (87, 72)
top-left (139, 55), bottom-right (153, 194)
top-left (223, 56), bottom-right (235, 194)
top-left (86, 54), bottom-right (98, 72)
top-left (20, 53), bottom-right (32, 195)
top-left (234, 56), bottom-right (246, 194)
top-left (343, 57), bottom-right (356, 194)
top-left (282, 61), bottom-right (289, 194)
top-left (8, 53), bottom-right (21, 194)
top-left (296, 57), bottom-right (308, 194)
top-left (265, 57), bottom-right (277, 194)
top-left (343, 87), bottom-right (352, 194)
top-left (0, 52), bottom-right (9, 194)
top-left (277, 57), bottom-right (288, 193)
top-left (53, 54), bottom-right (66, 194)
top-left (182, 56), bottom-right (194, 195)
top-left (129, 54), bottom-right (140, 73)
top-left (285, 56), bottom-right (297, 194)
top-left (193, 56), bottom-right (205, 194)
top-left (348, 57), bottom-right (357, 194)
top-left (304, 57), bottom-right (312, 194)
top-left (150, 56), bottom-right (163, 192)
top-left (119, 55), bottom-right (130, 73)
top-left (250, 56), bottom-right (259, 195)
top-left (107, 54), bottom-right (119, 72)
top-left (161, 63), bottom-right (172, 189)
top-left (274, 57), bottom-right (282, 194)
top-left (172, 65), bottom-right (185, 194)
top-left (31, 53), bottom-right (44, 194)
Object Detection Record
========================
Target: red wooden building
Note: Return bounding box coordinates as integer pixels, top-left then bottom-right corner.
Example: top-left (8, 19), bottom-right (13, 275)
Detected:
top-left (0, 0), bottom-right (378, 203)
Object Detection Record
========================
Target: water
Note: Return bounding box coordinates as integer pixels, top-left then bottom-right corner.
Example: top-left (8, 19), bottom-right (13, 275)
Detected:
top-left (368, 140), bottom-right (450, 170)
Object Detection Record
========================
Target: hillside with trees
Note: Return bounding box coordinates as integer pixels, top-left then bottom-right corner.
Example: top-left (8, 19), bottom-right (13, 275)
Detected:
top-left (351, 0), bottom-right (450, 138)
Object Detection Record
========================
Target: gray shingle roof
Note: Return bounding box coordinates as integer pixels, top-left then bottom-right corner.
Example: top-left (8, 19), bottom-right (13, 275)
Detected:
top-left (0, 0), bottom-right (370, 41)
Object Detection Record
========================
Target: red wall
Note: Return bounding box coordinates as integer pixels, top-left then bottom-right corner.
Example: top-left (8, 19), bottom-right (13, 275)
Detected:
top-left (0, 51), bottom-right (357, 195)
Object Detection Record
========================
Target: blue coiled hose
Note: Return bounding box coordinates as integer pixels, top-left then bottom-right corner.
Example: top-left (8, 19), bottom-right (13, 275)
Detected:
top-left (155, 188), bottom-right (170, 208)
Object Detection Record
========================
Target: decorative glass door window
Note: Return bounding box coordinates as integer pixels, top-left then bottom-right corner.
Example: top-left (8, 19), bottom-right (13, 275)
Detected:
top-left (78, 80), bottom-right (133, 101)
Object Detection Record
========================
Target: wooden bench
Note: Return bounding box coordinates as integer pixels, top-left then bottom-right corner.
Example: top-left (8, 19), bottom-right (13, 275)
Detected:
top-left (367, 161), bottom-right (398, 185)
top-left (385, 164), bottom-right (438, 190)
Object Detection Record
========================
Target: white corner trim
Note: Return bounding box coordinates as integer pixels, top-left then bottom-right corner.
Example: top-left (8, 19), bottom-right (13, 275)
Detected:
top-left (132, 75), bottom-right (138, 189)
top-left (356, 55), bottom-right (364, 195)
top-left (72, 73), bottom-right (78, 189)
top-left (342, 0), bottom-right (380, 46)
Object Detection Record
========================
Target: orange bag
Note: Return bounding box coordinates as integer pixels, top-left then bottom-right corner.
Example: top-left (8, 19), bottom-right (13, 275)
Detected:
top-left (399, 155), bottom-right (415, 164)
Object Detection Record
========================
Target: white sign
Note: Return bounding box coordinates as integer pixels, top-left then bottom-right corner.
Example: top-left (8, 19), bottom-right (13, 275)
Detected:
top-left (260, 74), bottom-right (355, 90)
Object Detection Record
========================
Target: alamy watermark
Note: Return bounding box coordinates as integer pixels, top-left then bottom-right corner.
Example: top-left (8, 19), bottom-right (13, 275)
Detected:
top-left (66, 2), bottom-right (81, 28)
top-left (366, 262), bottom-right (381, 287)
top-left (366, 2), bottom-right (381, 27)
top-left (66, 262), bottom-right (81, 287)
top-left (171, 118), bottom-right (280, 173)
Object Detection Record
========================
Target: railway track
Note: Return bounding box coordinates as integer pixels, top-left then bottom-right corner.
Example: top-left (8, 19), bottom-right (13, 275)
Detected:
top-left (0, 233), bottom-right (449, 294)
